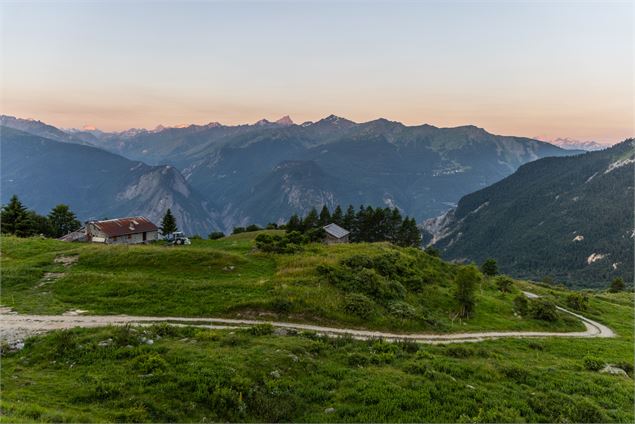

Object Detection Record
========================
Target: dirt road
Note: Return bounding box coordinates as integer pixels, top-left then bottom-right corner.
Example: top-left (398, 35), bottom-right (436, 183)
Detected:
top-left (0, 297), bottom-right (614, 345)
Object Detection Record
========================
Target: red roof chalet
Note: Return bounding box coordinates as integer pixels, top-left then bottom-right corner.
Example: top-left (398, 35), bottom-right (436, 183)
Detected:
top-left (89, 217), bottom-right (158, 237)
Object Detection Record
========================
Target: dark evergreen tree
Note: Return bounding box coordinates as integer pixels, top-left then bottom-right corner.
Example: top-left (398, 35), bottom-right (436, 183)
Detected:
top-left (0, 195), bottom-right (30, 237)
top-left (318, 205), bottom-right (331, 226)
top-left (343, 205), bottom-right (356, 232)
top-left (47, 204), bottom-right (81, 238)
top-left (480, 258), bottom-right (498, 276)
top-left (286, 214), bottom-right (302, 232)
top-left (397, 218), bottom-right (421, 247)
top-left (160, 209), bottom-right (178, 235)
top-left (609, 277), bottom-right (625, 293)
top-left (302, 207), bottom-right (319, 230)
top-left (387, 208), bottom-right (403, 242)
top-left (331, 205), bottom-right (344, 226)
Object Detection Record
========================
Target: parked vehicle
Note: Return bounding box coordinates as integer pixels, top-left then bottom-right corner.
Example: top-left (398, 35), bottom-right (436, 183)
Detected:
top-left (165, 231), bottom-right (191, 245)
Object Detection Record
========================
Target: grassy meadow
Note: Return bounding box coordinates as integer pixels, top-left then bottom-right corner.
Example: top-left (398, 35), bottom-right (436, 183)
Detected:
top-left (1, 232), bottom-right (633, 422)
top-left (2, 233), bottom-right (583, 333)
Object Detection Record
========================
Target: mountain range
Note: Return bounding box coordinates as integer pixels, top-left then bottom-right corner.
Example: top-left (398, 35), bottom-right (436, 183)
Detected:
top-left (1, 114), bottom-right (579, 234)
top-left (424, 139), bottom-right (634, 288)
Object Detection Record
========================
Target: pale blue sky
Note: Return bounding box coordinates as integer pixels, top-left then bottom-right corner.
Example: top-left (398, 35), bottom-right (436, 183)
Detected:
top-left (1, 1), bottom-right (632, 143)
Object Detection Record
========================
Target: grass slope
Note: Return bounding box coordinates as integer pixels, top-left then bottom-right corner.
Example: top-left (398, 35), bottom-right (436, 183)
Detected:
top-left (2, 233), bottom-right (581, 333)
top-left (1, 288), bottom-right (633, 423)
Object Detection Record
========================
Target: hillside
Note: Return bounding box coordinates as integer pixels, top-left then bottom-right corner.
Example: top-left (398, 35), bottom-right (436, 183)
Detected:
top-left (425, 139), bottom-right (634, 288)
top-left (0, 127), bottom-right (219, 236)
top-left (2, 115), bottom-right (578, 231)
top-left (1, 233), bottom-right (633, 422)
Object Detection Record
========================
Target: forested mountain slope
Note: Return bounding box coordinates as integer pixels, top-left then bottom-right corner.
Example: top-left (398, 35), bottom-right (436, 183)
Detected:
top-left (425, 139), bottom-right (634, 288)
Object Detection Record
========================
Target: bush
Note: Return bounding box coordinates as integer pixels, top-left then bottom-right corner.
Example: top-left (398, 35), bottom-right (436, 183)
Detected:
top-left (529, 299), bottom-right (558, 321)
top-left (132, 353), bottom-right (168, 374)
top-left (583, 355), bottom-right (604, 371)
top-left (454, 265), bottom-right (480, 318)
top-left (387, 301), bottom-right (418, 319)
top-left (566, 293), bottom-right (589, 311)
top-left (270, 298), bottom-right (293, 313)
top-left (614, 361), bottom-right (634, 376)
top-left (495, 276), bottom-right (513, 293)
top-left (343, 293), bottom-right (374, 318)
top-left (190, 234), bottom-right (203, 240)
top-left (232, 227), bottom-right (246, 235)
top-left (208, 231), bottom-right (225, 240)
top-left (513, 295), bottom-right (529, 316)
top-left (247, 324), bottom-right (274, 336)
top-left (246, 224), bottom-right (262, 232)
top-left (347, 352), bottom-right (370, 367)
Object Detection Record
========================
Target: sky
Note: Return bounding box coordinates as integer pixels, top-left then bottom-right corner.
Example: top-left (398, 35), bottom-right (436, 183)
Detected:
top-left (1, 1), bottom-right (633, 144)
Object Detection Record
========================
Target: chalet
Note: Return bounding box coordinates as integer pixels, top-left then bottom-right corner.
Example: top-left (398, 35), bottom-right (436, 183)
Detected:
top-left (323, 223), bottom-right (350, 244)
top-left (85, 216), bottom-right (159, 244)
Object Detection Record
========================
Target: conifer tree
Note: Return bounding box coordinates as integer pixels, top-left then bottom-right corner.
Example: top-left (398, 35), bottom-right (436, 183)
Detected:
top-left (287, 214), bottom-right (302, 232)
top-left (302, 207), bottom-right (319, 230)
top-left (331, 205), bottom-right (344, 226)
top-left (319, 205), bottom-right (331, 226)
top-left (0, 195), bottom-right (30, 237)
top-left (160, 209), bottom-right (178, 235)
top-left (343, 205), bottom-right (356, 232)
top-left (48, 204), bottom-right (81, 238)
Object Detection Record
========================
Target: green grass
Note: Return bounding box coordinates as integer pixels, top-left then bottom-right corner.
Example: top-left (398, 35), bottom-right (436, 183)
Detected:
top-left (1, 292), bottom-right (633, 423)
top-left (1, 234), bottom-right (585, 333)
top-left (1, 234), bottom-right (633, 422)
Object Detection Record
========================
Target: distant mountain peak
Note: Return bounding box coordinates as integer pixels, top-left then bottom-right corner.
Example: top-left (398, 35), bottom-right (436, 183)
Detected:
top-left (275, 115), bottom-right (294, 126)
top-left (255, 118), bottom-right (272, 126)
top-left (316, 114), bottom-right (356, 126)
top-left (534, 136), bottom-right (607, 151)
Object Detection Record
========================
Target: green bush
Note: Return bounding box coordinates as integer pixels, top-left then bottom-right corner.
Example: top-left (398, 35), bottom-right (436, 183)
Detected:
top-left (208, 231), bottom-right (225, 240)
top-left (529, 299), bottom-right (558, 321)
top-left (347, 352), bottom-right (370, 367)
top-left (583, 355), bottom-right (604, 371)
top-left (247, 324), bottom-right (274, 336)
top-left (566, 293), bottom-right (589, 311)
top-left (387, 301), bottom-right (418, 319)
top-left (132, 353), bottom-right (168, 374)
top-left (513, 294), bottom-right (529, 316)
top-left (495, 275), bottom-right (514, 293)
top-left (343, 293), bottom-right (374, 318)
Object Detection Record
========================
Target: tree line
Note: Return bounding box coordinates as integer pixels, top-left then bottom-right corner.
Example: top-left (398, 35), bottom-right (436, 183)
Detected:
top-left (286, 204), bottom-right (422, 247)
top-left (1, 195), bottom-right (81, 238)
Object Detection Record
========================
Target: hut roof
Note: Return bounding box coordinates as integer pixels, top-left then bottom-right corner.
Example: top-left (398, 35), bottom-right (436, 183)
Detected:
top-left (323, 223), bottom-right (350, 239)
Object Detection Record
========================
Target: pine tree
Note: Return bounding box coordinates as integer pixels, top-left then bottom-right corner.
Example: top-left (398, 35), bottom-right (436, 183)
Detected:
top-left (1, 195), bottom-right (31, 237)
top-left (343, 205), bottom-right (356, 232)
top-left (397, 217), bottom-right (421, 247)
top-left (387, 208), bottom-right (403, 242)
top-left (331, 205), bottom-right (344, 226)
top-left (48, 204), bottom-right (81, 238)
top-left (160, 209), bottom-right (178, 235)
top-left (287, 214), bottom-right (302, 232)
top-left (319, 205), bottom-right (331, 226)
top-left (302, 207), bottom-right (319, 230)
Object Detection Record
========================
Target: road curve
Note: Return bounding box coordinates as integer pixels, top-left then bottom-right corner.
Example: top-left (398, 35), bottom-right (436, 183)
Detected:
top-left (0, 297), bottom-right (615, 345)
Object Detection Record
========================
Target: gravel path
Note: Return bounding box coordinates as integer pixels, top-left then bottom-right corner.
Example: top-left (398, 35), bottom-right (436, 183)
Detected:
top-left (0, 292), bottom-right (614, 346)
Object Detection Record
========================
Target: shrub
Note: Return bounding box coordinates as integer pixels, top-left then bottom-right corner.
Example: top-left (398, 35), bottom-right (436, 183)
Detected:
top-left (614, 361), bottom-right (634, 376)
top-left (583, 355), bottom-right (603, 371)
top-left (343, 293), bottom-right (374, 318)
top-left (190, 234), bottom-right (203, 240)
top-left (387, 301), bottom-right (418, 319)
top-left (454, 265), bottom-right (480, 318)
top-left (495, 275), bottom-right (513, 293)
top-left (246, 224), bottom-right (262, 232)
top-left (341, 254), bottom-right (374, 270)
top-left (132, 353), bottom-right (168, 374)
top-left (566, 293), bottom-right (589, 311)
top-left (208, 231), bottom-right (225, 240)
top-left (529, 299), bottom-right (558, 321)
top-left (232, 227), bottom-right (246, 235)
top-left (247, 324), bottom-right (274, 336)
top-left (424, 246), bottom-right (440, 257)
top-left (347, 352), bottom-right (370, 367)
top-left (270, 298), bottom-right (293, 313)
top-left (513, 295), bottom-right (529, 316)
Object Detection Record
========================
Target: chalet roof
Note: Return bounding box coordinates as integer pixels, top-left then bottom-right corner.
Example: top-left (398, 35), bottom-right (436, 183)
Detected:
top-left (323, 223), bottom-right (350, 239)
top-left (89, 216), bottom-right (158, 237)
